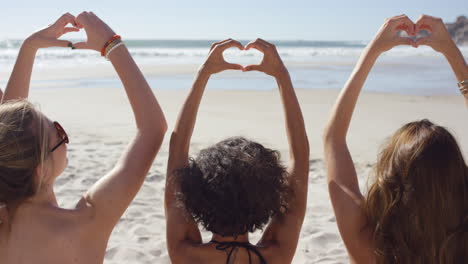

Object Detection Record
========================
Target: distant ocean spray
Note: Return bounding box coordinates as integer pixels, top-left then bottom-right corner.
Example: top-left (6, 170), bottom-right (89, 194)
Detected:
top-left (1, 39), bottom-right (464, 68)
top-left (0, 39), bottom-right (467, 95)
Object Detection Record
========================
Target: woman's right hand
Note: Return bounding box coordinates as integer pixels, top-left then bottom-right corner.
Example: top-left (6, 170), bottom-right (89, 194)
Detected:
top-left (24, 13), bottom-right (79, 50)
top-left (73, 12), bottom-right (116, 51)
top-left (199, 39), bottom-right (244, 75)
top-left (414, 15), bottom-right (455, 54)
top-left (369, 15), bottom-right (416, 54)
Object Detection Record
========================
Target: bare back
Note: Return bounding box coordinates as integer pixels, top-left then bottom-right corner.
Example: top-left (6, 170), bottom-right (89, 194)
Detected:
top-left (173, 241), bottom-right (283, 264)
top-left (0, 202), bottom-right (109, 264)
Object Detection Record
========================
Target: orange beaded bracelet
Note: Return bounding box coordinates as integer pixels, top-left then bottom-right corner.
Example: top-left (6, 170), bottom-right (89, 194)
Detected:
top-left (101, 35), bottom-right (121, 56)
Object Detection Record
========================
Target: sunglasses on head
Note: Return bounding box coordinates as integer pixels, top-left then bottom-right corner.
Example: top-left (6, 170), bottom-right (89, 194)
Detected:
top-left (50, 121), bottom-right (69, 153)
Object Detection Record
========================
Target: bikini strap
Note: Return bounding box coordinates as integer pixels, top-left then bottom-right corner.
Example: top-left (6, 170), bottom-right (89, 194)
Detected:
top-left (211, 240), bottom-right (267, 264)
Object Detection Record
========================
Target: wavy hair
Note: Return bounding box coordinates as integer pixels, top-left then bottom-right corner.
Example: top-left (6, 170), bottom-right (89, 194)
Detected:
top-left (365, 119), bottom-right (468, 263)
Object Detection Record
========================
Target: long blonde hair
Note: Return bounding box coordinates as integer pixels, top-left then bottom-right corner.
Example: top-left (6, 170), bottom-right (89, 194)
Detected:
top-left (0, 100), bottom-right (50, 211)
top-left (365, 119), bottom-right (468, 263)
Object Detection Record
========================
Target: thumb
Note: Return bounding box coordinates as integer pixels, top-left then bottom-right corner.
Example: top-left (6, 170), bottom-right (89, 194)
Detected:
top-left (244, 64), bottom-right (262, 72)
top-left (396, 37), bottom-right (415, 47)
top-left (72, 42), bottom-right (89, 50)
top-left (48, 39), bottom-right (73, 48)
top-left (225, 63), bottom-right (244, 71)
top-left (414, 37), bottom-right (431, 48)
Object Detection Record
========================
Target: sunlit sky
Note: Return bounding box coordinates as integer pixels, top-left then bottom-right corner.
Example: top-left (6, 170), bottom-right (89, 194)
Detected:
top-left (1, 0), bottom-right (467, 41)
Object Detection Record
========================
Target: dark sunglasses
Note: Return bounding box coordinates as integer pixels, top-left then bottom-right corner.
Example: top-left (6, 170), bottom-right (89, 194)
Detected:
top-left (50, 121), bottom-right (69, 153)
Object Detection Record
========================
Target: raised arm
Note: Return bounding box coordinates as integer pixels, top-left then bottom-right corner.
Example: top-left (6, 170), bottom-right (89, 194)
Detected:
top-left (165, 39), bottom-right (243, 260)
top-left (323, 15), bottom-right (415, 262)
top-left (242, 39), bottom-right (310, 262)
top-left (71, 12), bottom-right (167, 232)
top-left (2, 13), bottom-right (78, 102)
top-left (414, 15), bottom-right (468, 107)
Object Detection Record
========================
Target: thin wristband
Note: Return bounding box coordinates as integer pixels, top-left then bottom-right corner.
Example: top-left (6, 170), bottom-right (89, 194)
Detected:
top-left (104, 39), bottom-right (122, 56)
top-left (458, 80), bottom-right (468, 88)
top-left (460, 86), bottom-right (468, 95)
top-left (101, 35), bottom-right (121, 56)
top-left (105, 42), bottom-right (125, 60)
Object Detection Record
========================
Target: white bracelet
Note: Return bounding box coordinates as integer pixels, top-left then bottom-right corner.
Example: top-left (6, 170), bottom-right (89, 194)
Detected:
top-left (458, 80), bottom-right (468, 88)
top-left (105, 42), bottom-right (125, 60)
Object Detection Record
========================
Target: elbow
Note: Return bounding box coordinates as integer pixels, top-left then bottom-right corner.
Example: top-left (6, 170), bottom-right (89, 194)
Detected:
top-left (140, 116), bottom-right (168, 141)
top-left (156, 113), bottom-right (168, 135)
top-left (322, 125), bottom-right (346, 150)
top-left (160, 117), bottom-right (169, 135)
top-left (322, 125), bottom-right (334, 146)
top-left (152, 119), bottom-right (168, 144)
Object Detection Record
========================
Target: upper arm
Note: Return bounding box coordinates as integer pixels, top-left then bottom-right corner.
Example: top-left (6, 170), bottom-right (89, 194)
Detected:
top-left (324, 139), bottom-right (374, 262)
top-left (165, 132), bottom-right (202, 258)
top-left (258, 159), bottom-right (309, 261)
top-left (80, 131), bottom-right (165, 233)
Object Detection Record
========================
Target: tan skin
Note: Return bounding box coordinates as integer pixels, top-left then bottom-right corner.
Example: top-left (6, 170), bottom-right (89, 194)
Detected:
top-left (323, 15), bottom-right (468, 264)
top-left (165, 38), bottom-right (310, 264)
top-left (0, 12), bottom-right (167, 264)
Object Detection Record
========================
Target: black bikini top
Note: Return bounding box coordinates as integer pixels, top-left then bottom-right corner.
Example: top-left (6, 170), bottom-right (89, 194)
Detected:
top-left (211, 240), bottom-right (267, 264)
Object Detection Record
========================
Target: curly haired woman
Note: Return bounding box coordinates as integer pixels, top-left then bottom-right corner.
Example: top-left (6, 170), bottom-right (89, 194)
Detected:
top-left (165, 38), bottom-right (310, 264)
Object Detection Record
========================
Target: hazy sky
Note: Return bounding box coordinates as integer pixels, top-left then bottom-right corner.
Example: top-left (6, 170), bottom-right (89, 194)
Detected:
top-left (1, 0), bottom-right (467, 41)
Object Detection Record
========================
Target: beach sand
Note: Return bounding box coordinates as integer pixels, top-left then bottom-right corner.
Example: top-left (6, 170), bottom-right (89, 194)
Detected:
top-left (20, 72), bottom-right (468, 263)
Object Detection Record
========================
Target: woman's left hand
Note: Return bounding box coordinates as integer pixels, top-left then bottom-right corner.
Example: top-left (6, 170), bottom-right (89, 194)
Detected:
top-left (244, 38), bottom-right (287, 78)
top-left (24, 13), bottom-right (79, 50)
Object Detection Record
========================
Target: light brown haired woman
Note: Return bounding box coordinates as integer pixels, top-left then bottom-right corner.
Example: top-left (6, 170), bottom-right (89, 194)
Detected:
top-left (0, 12), bottom-right (167, 263)
top-left (324, 15), bottom-right (468, 263)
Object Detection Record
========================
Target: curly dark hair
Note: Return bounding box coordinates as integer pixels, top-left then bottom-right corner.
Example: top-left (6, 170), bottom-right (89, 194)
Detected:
top-left (175, 137), bottom-right (291, 237)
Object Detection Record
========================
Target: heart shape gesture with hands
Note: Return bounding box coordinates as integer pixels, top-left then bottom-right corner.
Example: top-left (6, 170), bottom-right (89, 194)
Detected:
top-left (24, 12), bottom-right (119, 53)
top-left (371, 14), bottom-right (455, 54)
top-left (24, 13), bottom-right (80, 50)
top-left (201, 38), bottom-right (288, 78)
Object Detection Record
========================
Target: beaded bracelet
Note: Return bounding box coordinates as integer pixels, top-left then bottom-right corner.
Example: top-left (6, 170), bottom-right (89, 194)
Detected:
top-left (459, 80), bottom-right (468, 95)
top-left (460, 87), bottom-right (468, 95)
top-left (101, 35), bottom-right (121, 56)
top-left (104, 38), bottom-right (122, 56)
top-left (105, 42), bottom-right (125, 60)
top-left (458, 80), bottom-right (468, 88)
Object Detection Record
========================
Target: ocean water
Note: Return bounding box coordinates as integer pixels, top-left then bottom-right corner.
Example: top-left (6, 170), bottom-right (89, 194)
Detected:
top-left (0, 39), bottom-right (467, 95)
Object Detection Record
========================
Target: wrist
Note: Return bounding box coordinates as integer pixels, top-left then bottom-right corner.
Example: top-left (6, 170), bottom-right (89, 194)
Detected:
top-left (273, 67), bottom-right (290, 81)
top-left (197, 64), bottom-right (214, 77)
top-left (21, 38), bottom-right (40, 53)
top-left (365, 40), bottom-right (384, 58)
top-left (107, 44), bottom-right (128, 62)
top-left (441, 41), bottom-right (461, 59)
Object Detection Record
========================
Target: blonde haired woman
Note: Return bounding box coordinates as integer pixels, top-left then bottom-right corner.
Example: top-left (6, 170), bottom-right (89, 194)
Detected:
top-left (0, 12), bottom-right (167, 263)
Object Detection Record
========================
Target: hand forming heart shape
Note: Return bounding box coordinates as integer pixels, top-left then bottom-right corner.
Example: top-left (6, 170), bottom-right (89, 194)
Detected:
top-left (394, 16), bottom-right (432, 45)
top-left (201, 38), bottom-right (288, 78)
top-left (24, 12), bottom-right (117, 53)
top-left (371, 14), bottom-right (454, 53)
